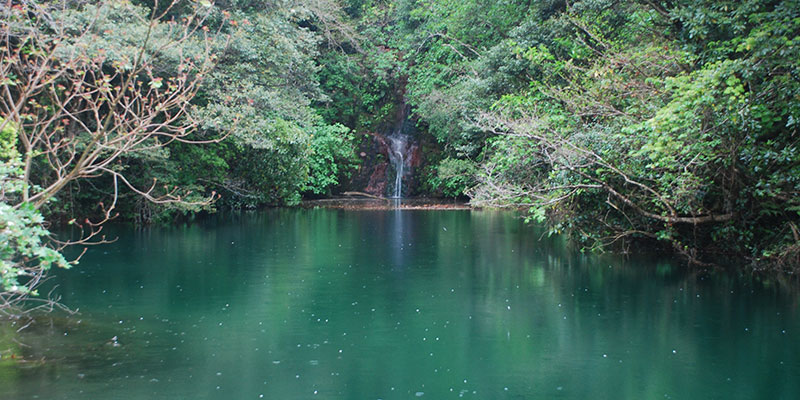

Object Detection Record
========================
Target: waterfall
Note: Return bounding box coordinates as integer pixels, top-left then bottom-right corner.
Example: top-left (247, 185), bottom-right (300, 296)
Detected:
top-left (387, 134), bottom-right (408, 198)
top-left (385, 105), bottom-right (414, 198)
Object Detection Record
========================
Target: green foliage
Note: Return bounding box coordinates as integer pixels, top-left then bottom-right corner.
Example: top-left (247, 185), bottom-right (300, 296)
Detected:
top-left (228, 118), bottom-right (310, 206)
top-left (182, 1), bottom-right (363, 208)
top-left (0, 118), bottom-right (18, 160)
top-left (422, 157), bottom-right (476, 197)
top-left (54, 1), bottom-right (202, 70)
top-left (394, 0), bottom-right (800, 267)
top-left (28, 0), bottom-right (365, 219)
top-left (304, 124), bottom-right (360, 195)
top-left (315, 47), bottom-right (399, 132)
top-left (1, 158), bottom-right (69, 298)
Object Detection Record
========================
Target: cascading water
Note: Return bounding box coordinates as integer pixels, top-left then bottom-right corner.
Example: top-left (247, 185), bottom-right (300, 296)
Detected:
top-left (385, 105), bottom-right (415, 198)
top-left (359, 103), bottom-right (418, 198)
top-left (387, 134), bottom-right (408, 198)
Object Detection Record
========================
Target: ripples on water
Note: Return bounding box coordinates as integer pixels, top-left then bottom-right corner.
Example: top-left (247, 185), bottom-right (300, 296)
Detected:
top-left (1, 208), bottom-right (799, 399)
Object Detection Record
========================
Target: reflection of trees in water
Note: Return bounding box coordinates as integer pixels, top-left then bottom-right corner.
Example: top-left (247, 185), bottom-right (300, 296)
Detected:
top-left (4, 210), bottom-right (800, 398)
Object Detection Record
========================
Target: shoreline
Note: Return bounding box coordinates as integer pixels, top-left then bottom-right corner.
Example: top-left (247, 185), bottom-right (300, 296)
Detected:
top-left (300, 197), bottom-right (472, 210)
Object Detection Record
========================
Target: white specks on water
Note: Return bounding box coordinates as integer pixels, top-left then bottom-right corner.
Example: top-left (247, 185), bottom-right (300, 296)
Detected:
top-left (672, 349), bottom-right (677, 354)
top-left (603, 354), bottom-right (607, 358)
top-left (556, 386), bottom-right (563, 391)
top-left (415, 391), bottom-right (425, 397)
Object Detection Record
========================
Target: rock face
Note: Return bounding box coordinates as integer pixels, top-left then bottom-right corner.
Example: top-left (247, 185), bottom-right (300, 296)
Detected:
top-left (364, 160), bottom-right (388, 196)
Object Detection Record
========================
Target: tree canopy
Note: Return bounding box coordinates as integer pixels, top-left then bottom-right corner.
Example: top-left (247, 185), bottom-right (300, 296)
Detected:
top-left (385, 0), bottom-right (800, 268)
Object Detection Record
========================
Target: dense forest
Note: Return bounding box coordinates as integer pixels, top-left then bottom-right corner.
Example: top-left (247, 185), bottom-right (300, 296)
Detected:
top-left (2, 0), bottom-right (799, 310)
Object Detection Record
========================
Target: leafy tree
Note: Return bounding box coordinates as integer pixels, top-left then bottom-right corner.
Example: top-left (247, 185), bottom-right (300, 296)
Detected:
top-left (0, 0), bottom-right (220, 313)
top-left (393, 0), bottom-right (800, 268)
top-left (184, 0), bottom-right (361, 208)
top-left (304, 123), bottom-right (360, 195)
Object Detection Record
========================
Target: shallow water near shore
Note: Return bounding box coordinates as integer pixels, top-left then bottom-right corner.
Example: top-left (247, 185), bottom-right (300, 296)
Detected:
top-left (1, 208), bottom-right (799, 399)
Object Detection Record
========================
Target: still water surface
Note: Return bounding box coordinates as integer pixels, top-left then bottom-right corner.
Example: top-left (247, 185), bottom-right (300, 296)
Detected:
top-left (1, 208), bottom-right (799, 399)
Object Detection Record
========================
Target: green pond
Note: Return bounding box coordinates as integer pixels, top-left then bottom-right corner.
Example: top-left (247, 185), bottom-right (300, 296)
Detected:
top-left (1, 208), bottom-right (799, 399)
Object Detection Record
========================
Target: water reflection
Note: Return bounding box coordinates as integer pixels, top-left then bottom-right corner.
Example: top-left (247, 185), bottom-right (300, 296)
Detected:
top-left (389, 199), bottom-right (411, 270)
top-left (1, 209), bottom-right (799, 399)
